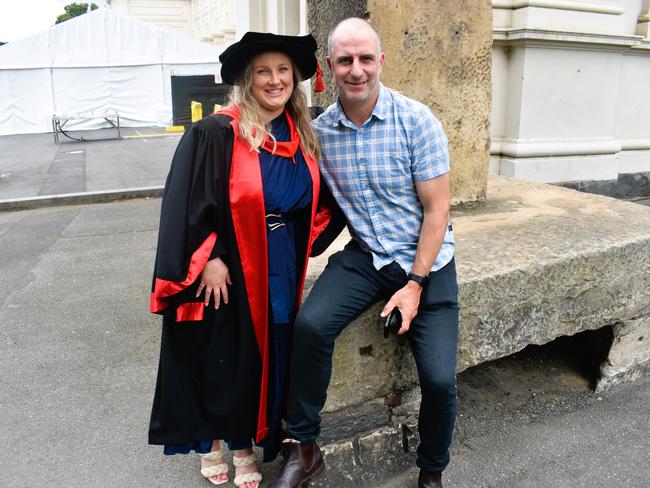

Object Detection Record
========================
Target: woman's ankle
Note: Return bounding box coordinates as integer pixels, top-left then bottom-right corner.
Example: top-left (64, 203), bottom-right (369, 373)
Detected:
top-left (233, 447), bottom-right (253, 457)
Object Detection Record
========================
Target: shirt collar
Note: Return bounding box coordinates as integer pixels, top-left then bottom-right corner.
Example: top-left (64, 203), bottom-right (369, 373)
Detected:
top-left (371, 83), bottom-right (389, 121)
top-left (331, 83), bottom-right (389, 127)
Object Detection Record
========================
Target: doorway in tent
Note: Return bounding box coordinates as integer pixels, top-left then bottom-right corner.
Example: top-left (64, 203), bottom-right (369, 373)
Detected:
top-left (171, 75), bottom-right (231, 126)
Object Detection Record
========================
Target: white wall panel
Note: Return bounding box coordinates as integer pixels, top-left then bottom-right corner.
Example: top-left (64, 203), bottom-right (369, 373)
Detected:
top-left (0, 69), bottom-right (54, 136)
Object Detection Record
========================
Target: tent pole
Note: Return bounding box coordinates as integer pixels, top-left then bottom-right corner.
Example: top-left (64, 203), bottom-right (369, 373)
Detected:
top-left (50, 67), bottom-right (57, 129)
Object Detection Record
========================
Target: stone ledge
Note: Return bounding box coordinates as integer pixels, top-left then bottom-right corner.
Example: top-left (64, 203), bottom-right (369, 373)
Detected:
top-left (302, 176), bottom-right (650, 485)
top-left (557, 171), bottom-right (650, 199)
top-left (304, 176), bottom-right (650, 413)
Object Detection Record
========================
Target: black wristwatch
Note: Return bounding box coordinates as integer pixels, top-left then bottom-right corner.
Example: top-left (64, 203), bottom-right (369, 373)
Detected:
top-left (407, 272), bottom-right (429, 287)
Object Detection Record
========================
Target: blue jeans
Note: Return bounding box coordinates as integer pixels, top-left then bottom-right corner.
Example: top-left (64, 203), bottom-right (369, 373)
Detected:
top-left (286, 241), bottom-right (459, 473)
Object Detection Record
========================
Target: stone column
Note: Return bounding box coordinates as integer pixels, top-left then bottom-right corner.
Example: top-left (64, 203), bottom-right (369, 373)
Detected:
top-left (637, 0), bottom-right (650, 38)
top-left (277, 0), bottom-right (301, 35)
top-left (307, 0), bottom-right (369, 106)
top-left (236, 0), bottom-right (267, 36)
top-left (307, 0), bottom-right (492, 205)
top-left (372, 0), bottom-right (492, 205)
top-left (266, 0), bottom-right (279, 32)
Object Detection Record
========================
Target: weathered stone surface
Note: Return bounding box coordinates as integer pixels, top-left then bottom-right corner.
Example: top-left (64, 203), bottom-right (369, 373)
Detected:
top-left (304, 176), bottom-right (650, 414)
top-left (312, 426), bottom-right (415, 487)
top-left (307, 0), bottom-right (368, 106)
top-left (321, 398), bottom-right (390, 443)
top-left (367, 0), bottom-right (492, 205)
top-left (558, 171), bottom-right (650, 199)
top-left (307, 0), bottom-right (493, 204)
top-left (390, 386), bottom-right (422, 428)
top-left (597, 316), bottom-right (650, 392)
top-left (307, 300), bottom-right (407, 413)
top-left (454, 177), bottom-right (650, 372)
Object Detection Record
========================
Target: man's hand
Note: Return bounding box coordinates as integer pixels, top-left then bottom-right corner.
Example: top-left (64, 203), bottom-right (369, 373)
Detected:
top-left (380, 281), bottom-right (423, 334)
top-left (196, 257), bottom-right (232, 309)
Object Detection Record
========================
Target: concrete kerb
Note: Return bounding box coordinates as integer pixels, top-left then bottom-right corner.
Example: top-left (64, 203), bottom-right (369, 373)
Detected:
top-left (0, 186), bottom-right (164, 212)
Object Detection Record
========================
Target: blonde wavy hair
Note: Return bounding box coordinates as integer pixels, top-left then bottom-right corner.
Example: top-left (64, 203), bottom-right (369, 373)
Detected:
top-left (228, 57), bottom-right (321, 160)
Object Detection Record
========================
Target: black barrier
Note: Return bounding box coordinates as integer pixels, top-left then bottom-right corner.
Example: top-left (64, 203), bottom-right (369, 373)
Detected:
top-left (171, 75), bottom-right (231, 126)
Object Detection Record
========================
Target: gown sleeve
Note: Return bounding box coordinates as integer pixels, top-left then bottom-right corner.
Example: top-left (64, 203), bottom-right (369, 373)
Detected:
top-left (150, 118), bottom-right (231, 316)
top-left (310, 175), bottom-right (347, 257)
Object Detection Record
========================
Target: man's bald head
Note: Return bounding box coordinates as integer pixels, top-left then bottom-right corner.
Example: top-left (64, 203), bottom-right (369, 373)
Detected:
top-left (327, 17), bottom-right (381, 58)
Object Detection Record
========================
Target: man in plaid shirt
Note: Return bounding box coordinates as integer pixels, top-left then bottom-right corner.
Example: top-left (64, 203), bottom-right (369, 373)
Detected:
top-left (269, 17), bottom-right (458, 488)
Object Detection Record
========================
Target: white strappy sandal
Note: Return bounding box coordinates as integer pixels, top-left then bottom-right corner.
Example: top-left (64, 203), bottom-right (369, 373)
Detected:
top-left (200, 443), bottom-right (229, 486)
top-left (233, 451), bottom-right (263, 487)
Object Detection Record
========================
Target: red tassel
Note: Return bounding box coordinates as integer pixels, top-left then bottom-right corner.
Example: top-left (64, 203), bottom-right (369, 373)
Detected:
top-left (314, 61), bottom-right (325, 93)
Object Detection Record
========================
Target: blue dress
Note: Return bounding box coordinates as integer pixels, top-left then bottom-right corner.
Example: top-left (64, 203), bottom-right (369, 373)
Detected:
top-left (164, 112), bottom-right (312, 460)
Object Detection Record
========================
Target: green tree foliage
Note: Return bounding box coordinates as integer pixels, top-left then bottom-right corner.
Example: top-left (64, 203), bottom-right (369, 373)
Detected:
top-left (55, 3), bottom-right (99, 24)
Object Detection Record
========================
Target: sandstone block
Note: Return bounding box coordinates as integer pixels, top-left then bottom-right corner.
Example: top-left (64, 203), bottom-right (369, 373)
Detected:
top-left (597, 316), bottom-right (650, 392)
top-left (303, 177), bottom-right (650, 414)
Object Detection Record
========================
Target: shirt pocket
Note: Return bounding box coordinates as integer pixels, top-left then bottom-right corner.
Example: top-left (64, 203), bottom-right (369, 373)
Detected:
top-left (366, 139), bottom-right (412, 198)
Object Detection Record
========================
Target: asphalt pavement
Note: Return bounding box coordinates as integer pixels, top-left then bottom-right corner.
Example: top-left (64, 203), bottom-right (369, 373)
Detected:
top-left (0, 127), bottom-right (178, 208)
top-left (0, 130), bottom-right (649, 488)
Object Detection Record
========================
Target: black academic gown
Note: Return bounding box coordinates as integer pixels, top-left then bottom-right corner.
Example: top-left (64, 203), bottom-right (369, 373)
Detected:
top-left (148, 105), bottom-right (344, 453)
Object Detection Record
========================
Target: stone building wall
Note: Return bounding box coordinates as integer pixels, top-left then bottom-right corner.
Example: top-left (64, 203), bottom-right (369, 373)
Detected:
top-left (490, 1), bottom-right (650, 190)
top-left (106, 0), bottom-right (194, 37)
top-left (192, 0), bottom-right (235, 46)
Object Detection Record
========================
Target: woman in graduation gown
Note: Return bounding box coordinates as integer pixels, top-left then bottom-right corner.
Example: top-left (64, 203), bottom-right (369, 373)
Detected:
top-left (148, 32), bottom-right (341, 488)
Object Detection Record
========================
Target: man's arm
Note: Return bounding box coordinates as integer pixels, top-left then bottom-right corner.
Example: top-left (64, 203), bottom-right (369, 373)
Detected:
top-left (380, 172), bottom-right (451, 333)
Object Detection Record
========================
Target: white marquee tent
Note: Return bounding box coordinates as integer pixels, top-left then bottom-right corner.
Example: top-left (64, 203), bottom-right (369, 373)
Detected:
top-left (0, 8), bottom-right (221, 136)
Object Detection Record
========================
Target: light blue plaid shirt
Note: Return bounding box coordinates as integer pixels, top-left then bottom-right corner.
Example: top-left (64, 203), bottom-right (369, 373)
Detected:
top-left (314, 83), bottom-right (455, 273)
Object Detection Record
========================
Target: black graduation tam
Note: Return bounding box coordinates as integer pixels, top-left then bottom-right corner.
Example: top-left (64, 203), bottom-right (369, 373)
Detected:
top-left (219, 32), bottom-right (318, 85)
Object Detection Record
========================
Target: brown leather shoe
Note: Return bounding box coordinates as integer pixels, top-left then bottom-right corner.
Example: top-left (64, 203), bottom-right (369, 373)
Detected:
top-left (266, 441), bottom-right (326, 488)
top-left (418, 469), bottom-right (443, 488)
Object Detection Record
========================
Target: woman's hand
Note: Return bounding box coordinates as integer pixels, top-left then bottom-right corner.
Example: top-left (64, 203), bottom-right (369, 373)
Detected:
top-left (196, 257), bottom-right (232, 309)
